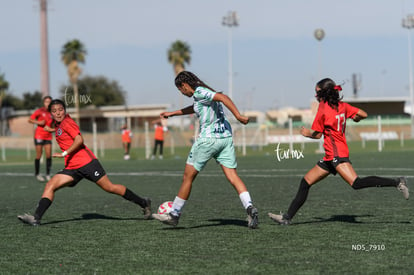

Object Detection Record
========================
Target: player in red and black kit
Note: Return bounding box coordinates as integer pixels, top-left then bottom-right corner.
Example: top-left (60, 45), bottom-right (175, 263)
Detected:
top-left (18, 99), bottom-right (152, 226)
top-left (28, 96), bottom-right (53, 181)
top-left (268, 78), bottom-right (409, 225)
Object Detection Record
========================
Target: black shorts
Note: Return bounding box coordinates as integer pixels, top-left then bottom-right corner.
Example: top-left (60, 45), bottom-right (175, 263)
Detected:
top-left (34, 138), bottom-right (52, 146)
top-left (316, 157), bottom-right (351, 175)
top-left (57, 159), bottom-right (106, 187)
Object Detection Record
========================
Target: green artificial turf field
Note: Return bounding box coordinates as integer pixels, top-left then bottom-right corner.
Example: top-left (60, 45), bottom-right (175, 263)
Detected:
top-left (0, 140), bottom-right (413, 274)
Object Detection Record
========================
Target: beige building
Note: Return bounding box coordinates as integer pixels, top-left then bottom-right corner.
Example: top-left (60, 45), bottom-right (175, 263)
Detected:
top-left (9, 104), bottom-right (170, 136)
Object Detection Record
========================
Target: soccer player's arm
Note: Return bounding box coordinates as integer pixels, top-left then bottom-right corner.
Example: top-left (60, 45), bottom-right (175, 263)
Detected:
top-left (43, 126), bottom-right (55, 133)
top-left (53, 134), bottom-right (84, 158)
top-left (300, 127), bottom-right (322, 139)
top-left (43, 117), bottom-right (55, 132)
top-left (301, 107), bottom-right (323, 139)
top-left (352, 109), bottom-right (367, 122)
top-left (160, 105), bottom-right (195, 118)
top-left (213, 93), bottom-right (249, 125)
top-left (28, 110), bottom-right (45, 126)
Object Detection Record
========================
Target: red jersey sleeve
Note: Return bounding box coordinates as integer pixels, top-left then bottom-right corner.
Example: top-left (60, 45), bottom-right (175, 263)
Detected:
top-left (30, 109), bottom-right (40, 120)
top-left (311, 103), bottom-right (325, 133)
top-left (344, 102), bottom-right (359, 119)
top-left (62, 117), bottom-right (81, 139)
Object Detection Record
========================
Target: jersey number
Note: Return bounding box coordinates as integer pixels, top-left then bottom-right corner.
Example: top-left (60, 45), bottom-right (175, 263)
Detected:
top-left (335, 113), bottom-right (346, 133)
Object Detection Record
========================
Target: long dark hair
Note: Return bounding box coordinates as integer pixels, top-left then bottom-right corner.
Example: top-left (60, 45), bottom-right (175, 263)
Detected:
top-left (175, 71), bottom-right (216, 92)
top-left (315, 78), bottom-right (343, 109)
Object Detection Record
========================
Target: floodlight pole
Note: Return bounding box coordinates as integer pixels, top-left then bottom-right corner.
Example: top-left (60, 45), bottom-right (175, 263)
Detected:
top-left (222, 11), bottom-right (239, 100)
top-left (402, 14), bottom-right (414, 138)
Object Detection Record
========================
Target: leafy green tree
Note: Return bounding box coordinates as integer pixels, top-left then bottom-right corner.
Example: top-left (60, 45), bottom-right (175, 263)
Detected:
top-left (22, 91), bottom-right (43, 110)
top-left (59, 75), bottom-right (126, 107)
top-left (2, 94), bottom-right (23, 110)
top-left (61, 39), bottom-right (87, 123)
top-left (0, 73), bottom-right (9, 108)
top-left (167, 40), bottom-right (191, 76)
top-left (0, 74), bottom-right (12, 135)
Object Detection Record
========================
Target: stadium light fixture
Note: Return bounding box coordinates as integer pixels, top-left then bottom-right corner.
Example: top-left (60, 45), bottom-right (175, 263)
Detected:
top-left (222, 11), bottom-right (239, 100)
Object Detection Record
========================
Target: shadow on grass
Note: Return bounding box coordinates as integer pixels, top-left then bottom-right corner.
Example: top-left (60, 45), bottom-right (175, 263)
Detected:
top-left (41, 213), bottom-right (140, 225)
top-left (312, 214), bottom-right (369, 224)
top-left (155, 218), bottom-right (248, 230)
top-left (187, 218), bottom-right (247, 229)
top-left (294, 214), bottom-right (411, 225)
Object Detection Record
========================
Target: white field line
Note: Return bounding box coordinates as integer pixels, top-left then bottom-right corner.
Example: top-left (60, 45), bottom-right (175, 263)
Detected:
top-left (1, 167), bottom-right (413, 179)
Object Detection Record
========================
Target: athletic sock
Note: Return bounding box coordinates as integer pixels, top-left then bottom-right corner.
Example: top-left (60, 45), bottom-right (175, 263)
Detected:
top-left (35, 159), bottom-right (40, 175)
top-left (239, 191), bottom-right (253, 209)
top-left (286, 178), bottom-right (311, 220)
top-left (171, 196), bottom-right (186, 217)
top-left (352, 176), bottom-right (398, 189)
top-left (34, 197), bottom-right (52, 221)
top-left (122, 188), bottom-right (147, 208)
top-left (46, 158), bottom-right (52, 175)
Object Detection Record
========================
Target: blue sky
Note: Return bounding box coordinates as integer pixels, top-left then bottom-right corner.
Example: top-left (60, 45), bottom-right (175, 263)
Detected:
top-left (1, 0), bottom-right (414, 111)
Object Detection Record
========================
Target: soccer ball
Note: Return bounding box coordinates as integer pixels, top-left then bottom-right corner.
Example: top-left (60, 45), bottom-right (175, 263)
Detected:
top-left (158, 201), bottom-right (173, 215)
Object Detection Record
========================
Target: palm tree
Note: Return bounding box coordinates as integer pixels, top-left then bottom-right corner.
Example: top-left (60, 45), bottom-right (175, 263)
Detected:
top-left (167, 40), bottom-right (191, 130)
top-left (61, 39), bottom-right (87, 124)
top-left (167, 40), bottom-right (191, 76)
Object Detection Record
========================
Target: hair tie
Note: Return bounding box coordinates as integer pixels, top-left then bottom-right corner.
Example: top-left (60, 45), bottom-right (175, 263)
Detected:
top-left (334, 85), bottom-right (342, 91)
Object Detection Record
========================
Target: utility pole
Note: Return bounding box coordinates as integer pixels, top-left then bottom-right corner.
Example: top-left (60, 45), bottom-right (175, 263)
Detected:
top-left (314, 28), bottom-right (325, 80)
top-left (39, 0), bottom-right (50, 97)
top-left (402, 14), bottom-right (414, 137)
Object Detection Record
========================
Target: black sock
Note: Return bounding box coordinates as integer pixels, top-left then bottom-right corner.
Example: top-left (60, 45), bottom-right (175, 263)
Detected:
top-left (46, 158), bottom-right (52, 175)
top-left (286, 178), bottom-right (311, 220)
top-left (34, 198), bottom-right (52, 221)
top-left (35, 159), bottom-right (40, 175)
top-left (122, 188), bottom-right (146, 208)
top-left (352, 176), bottom-right (398, 189)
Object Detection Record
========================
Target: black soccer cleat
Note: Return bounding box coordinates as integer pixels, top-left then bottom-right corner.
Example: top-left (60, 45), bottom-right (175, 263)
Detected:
top-left (142, 198), bottom-right (153, 220)
top-left (152, 212), bottom-right (179, 226)
top-left (18, 214), bottom-right (40, 226)
top-left (397, 177), bottom-right (409, 200)
top-left (268, 212), bottom-right (291, 225)
top-left (246, 205), bottom-right (259, 229)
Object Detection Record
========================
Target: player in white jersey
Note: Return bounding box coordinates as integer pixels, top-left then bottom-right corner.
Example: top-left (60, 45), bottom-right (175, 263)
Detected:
top-left (152, 71), bottom-right (259, 229)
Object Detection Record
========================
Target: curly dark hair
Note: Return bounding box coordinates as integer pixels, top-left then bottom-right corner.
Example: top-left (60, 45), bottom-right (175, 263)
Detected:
top-left (315, 78), bottom-right (343, 109)
top-left (175, 71), bottom-right (216, 92)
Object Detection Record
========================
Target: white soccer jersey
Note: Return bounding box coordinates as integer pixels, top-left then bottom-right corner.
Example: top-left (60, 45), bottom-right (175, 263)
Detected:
top-left (193, 87), bottom-right (232, 138)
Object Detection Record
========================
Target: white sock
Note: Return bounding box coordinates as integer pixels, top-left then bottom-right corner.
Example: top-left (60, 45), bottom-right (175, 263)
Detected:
top-left (171, 196), bottom-right (186, 216)
top-left (239, 191), bottom-right (253, 209)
